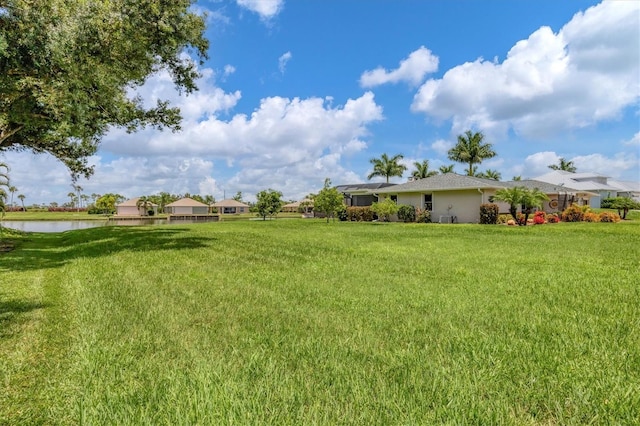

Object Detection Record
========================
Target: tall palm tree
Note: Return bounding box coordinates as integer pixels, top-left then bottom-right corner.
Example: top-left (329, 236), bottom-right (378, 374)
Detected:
top-left (439, 164), bottom-right (455, 174)
top-left (18, 194), bottom-right (25, 211)
top-left (72, 184), bottom-right (83, 211)
top-left (411, 160), bottom-right (438, 179)
top-left (447, 130), bottom-right (497, 176)
top-left (67, 192), bottom-right (77, 208)
top-left (8, 185), bottom-right (17, 207)
top-left (548, 158), bottom-right (576, 172)
top-left (367, 153), bottom-right (407, 183)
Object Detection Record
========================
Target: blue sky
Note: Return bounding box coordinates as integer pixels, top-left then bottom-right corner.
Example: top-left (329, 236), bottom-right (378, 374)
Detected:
top-left (4, 0), bottom-right (639, 204)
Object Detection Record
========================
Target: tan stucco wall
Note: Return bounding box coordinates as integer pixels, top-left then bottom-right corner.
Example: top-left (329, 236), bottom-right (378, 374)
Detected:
top-left (170, 206), bottom-right (208, 215)
top-left (116, 206), bottom-right (142, 216)
top-left (433, 190), bottom-right (484, 223)
top-left (397, 193), bottom-right (423, 208)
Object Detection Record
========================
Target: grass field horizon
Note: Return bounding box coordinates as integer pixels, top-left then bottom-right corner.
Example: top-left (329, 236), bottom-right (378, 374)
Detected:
top-left (1, 220), bottom-right (639, 424)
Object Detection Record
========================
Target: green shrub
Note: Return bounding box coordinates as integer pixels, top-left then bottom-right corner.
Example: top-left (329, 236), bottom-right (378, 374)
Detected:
top-left (561, 204), bottom-right (584, 222)
top-left (600, 198), bottom-right (615, 209)
top-left (346, 206), bottom-right (375, 222)
top-left (416, 208), bottom-right (431, 223)
top-left (397, 205), bottom-right (416, 223)
top-left (371, 198), bottom-right (399, 222)
top-left (479, 203), bottom-right (499, 224)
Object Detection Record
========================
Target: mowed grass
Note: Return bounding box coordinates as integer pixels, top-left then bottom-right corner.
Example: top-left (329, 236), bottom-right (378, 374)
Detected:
top-left (1, 220), bottom-right (639, 424)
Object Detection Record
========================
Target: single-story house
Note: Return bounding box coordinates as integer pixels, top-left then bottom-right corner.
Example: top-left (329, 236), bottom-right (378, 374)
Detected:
top-left (533, 170), bottom-right (627, 208)
top-left (375, 173), bottom-right (592, 223)
top-left (212, 199), bottom-right (250, 214)
top-left (165, 197), bottom-right (209, 215)
top-left (282, 199), bottom-right (313, 213)
top-left (334, 183), bottom-right (396, 207)
top-left (115, 197), bottom-right (158, 216)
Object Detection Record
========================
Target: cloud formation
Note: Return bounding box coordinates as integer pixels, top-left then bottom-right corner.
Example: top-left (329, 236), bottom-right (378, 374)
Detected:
top-left (411, 2), bottom-right (640, 139)
top-left (278, 51), bottom-right (292, 74)
top-left (360, 46), bottom-right (439, 88)
top-left (236, 0), bottom-right (284, 20)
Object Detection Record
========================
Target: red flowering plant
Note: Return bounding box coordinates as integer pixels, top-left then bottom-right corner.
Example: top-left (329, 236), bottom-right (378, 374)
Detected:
top-left (533, 211), bottom-right (546, 225)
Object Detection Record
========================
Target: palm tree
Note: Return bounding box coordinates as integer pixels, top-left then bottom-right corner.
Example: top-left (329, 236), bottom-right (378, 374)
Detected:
top-left (512, 175), bottom-right (522, 181)
top-left (367, 153), bottom-right (407, 183)
top-left (18, 194), bottom-right (25, 211)
top-left (8, 185), bottom-right (17, 207)
top-left (136, 196), bottom-right (153, 216)
top-left (439, 164), bottom-right (455, 174)
top-left (520, 188), bottom-right (549, 224)
top-left (492, 186), bottom-right (525, 223)
top-left (411, 160), bottom-right (438, 180)
top-left (447, 130), bottom-right (497, 176)
top-left (72, 184), bottom-right (83, 211)
top-left (67, 192), bottom-right (77, 208)
top-left (548, 157), bottom-right (576, 172)
top-left (477, 169), bottom-right (501, 181)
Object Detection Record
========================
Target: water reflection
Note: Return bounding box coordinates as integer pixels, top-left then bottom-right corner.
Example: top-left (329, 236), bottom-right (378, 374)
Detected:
top-left (3, 218), bottom-right (168, 233)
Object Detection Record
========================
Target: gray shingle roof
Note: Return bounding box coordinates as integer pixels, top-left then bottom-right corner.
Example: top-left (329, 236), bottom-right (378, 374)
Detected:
top-left (376, 173), bottom-right (506, 193)
top-left (334, 182), bottom-right (396, 193)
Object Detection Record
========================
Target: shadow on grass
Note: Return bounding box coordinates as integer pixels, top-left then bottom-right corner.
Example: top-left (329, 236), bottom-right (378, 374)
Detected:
top-left (0, 226), bottom-right (215, 272)
top-left (0, 297), bottom-right (48, 337)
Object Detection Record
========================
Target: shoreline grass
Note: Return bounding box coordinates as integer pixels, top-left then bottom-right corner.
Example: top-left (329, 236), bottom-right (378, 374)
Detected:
top-left (1, 220), bottom-right (639, 424)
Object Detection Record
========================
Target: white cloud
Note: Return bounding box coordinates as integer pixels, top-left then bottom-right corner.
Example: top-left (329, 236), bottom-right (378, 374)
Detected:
top-left (236, 0), bottom-right (284, 20)
top-left (521, 150), bottom-right (639, 180)
top-left (431, 139), bottom-right (453, 155)
top-left (624, 132), bottom-right (640, 147)
top-left (278, 51), bottom-right (292, 74)
top-left (360, 46), bottom-right (439, 88)
top-left (411, 1), bottom-right (640, 139)
top-left (223, 64), bottom-right (236, 77)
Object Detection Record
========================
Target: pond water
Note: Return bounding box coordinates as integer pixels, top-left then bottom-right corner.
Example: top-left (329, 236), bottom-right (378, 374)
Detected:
top-left (2, 219), bottom-right (168, 233)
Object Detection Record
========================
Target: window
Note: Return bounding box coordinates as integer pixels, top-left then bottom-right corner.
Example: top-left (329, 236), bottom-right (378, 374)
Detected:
top-left (424, 194), bottom-right (433, 211)
top-left (390, 195), bottom-right (398, 203)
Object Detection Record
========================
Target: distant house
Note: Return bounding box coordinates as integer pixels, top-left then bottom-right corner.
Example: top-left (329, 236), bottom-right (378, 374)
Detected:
top-left (282, 199), bottom-right (313, 213)
top-left (533, 170), bottom-right (631, 208)
top-left (165, 198), bottom-right (209, 215)
top-left (375, 173), bottom-right (591, 223)
top-left (212, 199), bottom-right (250, 215)
top-left (115, 197), bottom-right (158, 217)
top-left (334, 183), bottom-right (396, 207)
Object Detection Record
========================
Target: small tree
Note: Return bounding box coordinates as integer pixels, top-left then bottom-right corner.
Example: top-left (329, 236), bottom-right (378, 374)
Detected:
top-left (493, 186), bottom-right (525, 223)
top-left (314, 178), bottom-right (344, 223)
top-left (255, 189), bottom-right (283, 220)
top-left (610, 197), bottom-right (640, 220)
top-left (371, 197), bottom-right (399, 222)
top-left (520, 188), bottom-right (549, 224)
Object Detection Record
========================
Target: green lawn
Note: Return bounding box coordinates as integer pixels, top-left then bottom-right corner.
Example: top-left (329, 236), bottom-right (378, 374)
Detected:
top-left (1, 220), bottom-right (639, 424)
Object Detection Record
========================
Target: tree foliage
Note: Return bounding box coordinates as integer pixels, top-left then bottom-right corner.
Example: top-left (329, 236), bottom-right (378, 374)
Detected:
top-left (95, 193), bottom-right (124, 214)
top-left (313, 178), bottom-right (343, 223)
top-left (493, 186), bottom-right (548, 225)
top-left (448, 131), bottom-right (496, 176)
top-left (367, 153), bottom-right (407, 183)
top-left (0, 0), bottom-right (208, 179)
top-left (609, 197), bottom-right (640, 219)
top-left (255, 189), bottom-right (283, 220)
top-left (548, 158), bottom-right (577, 173)
top-left (371, 197), bottom-right (399, 222)
top-left (411, 160), bottom-right (438, 179)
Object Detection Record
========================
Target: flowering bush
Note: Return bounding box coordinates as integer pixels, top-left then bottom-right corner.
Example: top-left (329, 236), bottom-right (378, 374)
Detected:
top-left (545, 213), bottom-right (560, 223)
top-left (346, 206), bottom-right (375, 221)
top-left (583, 212), bottom-right (600, 222)
top-left (561, 204), bottom-right (585, 222)
top-left (599, 211), bottom-right (621, 223)
top-left (533, 211), bottom-right (546, 225)
top-left (415, 208), bottom-right (431, 223)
